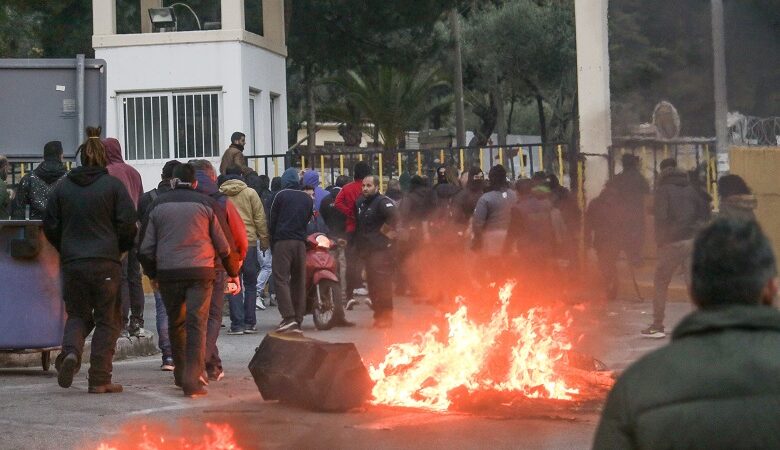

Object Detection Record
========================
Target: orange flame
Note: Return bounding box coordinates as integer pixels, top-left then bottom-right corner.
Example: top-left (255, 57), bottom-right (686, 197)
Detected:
top-left (96, 422), bottom-right (241, 450)
top-left (369, 282), bottom-right (578, 411)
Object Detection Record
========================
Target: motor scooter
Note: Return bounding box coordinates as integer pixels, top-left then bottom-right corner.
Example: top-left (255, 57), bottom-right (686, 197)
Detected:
top-left (305, 232), bottom-right (345, 330)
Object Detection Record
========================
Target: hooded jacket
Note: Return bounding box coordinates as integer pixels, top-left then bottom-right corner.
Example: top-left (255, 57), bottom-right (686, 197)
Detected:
top-left (43, 166), bottom-right (137, 264)
top-left (335, 176), bottom-right (365, 233)
top-left (219, 178), bottom-right (269, 248)
top-left (103, 138), bottom-right (144, 208)
top-left (269, 168), bottom-right (313, 244)
top-left (195, 171), bottom-right (249, 261)
top-left (138, 184), bottom-right (240, 281)
top-left (11, 159), bottom-right (67, 219)
top-left (302, 170), bottom-right (328, 211)
top-left (654, 168), bottom-right (710, 245)
top-left (593, 304), bottom-right (780, 449)
top-left (219, 144), bottom-right (246, 176)
top-left (718, 194), bottom-right (757, 222)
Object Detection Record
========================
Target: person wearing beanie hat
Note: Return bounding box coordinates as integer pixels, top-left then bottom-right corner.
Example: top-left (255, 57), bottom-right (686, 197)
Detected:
top-left (137, 159), bottom-right (181, 371)
top-left (11, 140), bottom-right (67, 220)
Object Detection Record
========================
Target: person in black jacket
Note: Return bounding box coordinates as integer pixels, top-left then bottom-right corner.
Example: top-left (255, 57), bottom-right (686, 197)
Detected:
top-left (137, 159), bottom-right (181, 372)
top-left (354, 175), bottom-right (399, 328)
top-left (12, 140), bottom-right (67, 219)
top-left (593, 219), bottom-right (780, 449)
top-left (43, 127), bottom-right (137, 394)
top-left (269, 168), bottom-right (313, 333)
top-left (644, 158), bottom-right (710, 338)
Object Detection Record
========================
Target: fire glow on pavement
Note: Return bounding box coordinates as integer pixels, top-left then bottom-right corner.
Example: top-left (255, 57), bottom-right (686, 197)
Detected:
top-left (96, 422), bottom-right (241, 450)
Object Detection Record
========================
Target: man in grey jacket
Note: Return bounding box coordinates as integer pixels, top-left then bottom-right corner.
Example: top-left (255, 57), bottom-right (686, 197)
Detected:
top-left (138, 163), bottom-right (240, 397)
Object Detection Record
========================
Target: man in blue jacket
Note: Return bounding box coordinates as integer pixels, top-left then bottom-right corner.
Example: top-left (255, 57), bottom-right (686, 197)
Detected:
top-left (269, 168), bottom-right (313, 333)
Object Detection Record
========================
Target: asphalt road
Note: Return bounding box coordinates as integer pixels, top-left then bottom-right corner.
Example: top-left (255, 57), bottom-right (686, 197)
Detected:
top-left (0, 291), bottom-right (694, 450)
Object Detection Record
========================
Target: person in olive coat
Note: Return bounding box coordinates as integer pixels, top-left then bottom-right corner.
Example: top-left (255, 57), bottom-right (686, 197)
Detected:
top-left (593, 218), bottom-right (780, 449)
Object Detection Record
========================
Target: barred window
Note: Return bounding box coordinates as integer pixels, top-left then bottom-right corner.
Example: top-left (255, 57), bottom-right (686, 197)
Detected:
top-left (173, 93), bottom-right (220, 159)
top-left (119, 91), bottom-right (221, 161)
top-left (122, 95), bottom-right (169, 160)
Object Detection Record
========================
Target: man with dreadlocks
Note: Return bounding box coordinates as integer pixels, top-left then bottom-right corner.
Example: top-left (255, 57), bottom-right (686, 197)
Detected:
top-left (43, 126), bottom-right (138, 394)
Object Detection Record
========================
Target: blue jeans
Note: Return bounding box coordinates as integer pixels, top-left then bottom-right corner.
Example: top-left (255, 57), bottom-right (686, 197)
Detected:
top-left (256, 244), bottom-right (273, 295)
top-left (228, 245), bottom-right (259, 331)
top-left (206, 269), bottom-right (226, 375)
top-left (154, 289), bottom-right (172, 361)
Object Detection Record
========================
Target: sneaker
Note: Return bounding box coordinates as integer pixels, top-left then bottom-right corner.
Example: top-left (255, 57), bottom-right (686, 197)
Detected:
top-left (244, 325), bottom-right (259, 334)
top-left (353, 287), bottom-right (369, 296)
top-left (269, 294), bottom-right (277, 306)
top-left (256, 299), bottom-right (267, 311)
top-left (57, 353), bottom-right (79, 388)
top-left (119, 329), bottom-right (130, 338)
top-left (641, 325), bottom-right (666, 339)
top-left (275, 319), bottom-right (300, 333)
top-left (345, 299), bottom-right (358, 310)
top-left (160, 358), bottom-right (174, 371)
top-left (88, 383), bottom-right (123, 394)
top-left (227, 328), bottom-right (245, 335)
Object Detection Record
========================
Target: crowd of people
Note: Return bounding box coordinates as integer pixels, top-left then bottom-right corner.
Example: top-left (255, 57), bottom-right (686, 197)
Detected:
top-left (2, 126), bottom-right (773, 405)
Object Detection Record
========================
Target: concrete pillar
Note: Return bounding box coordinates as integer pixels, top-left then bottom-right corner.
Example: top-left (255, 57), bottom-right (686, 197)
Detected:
top-left (92, 0), bottom-right (117, 36)
top-left (575, 0), bottom-right (611, 201)
top-left (221, 0), bottom-right (246, 30)
top-left (140, 0), bottom-right (162, 33)
top-left (262, 0), bottom-right (285, 46)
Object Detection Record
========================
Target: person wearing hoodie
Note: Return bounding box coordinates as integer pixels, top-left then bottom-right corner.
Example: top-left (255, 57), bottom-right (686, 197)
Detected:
top-left (219, 132), bottom-right (248, 176)
top-left (717, 174), bottom-right (757, 221)
top-left (269, 168), bottom-right (313, 333)
top-left (452, 167), bottom-right (484, 226)
top-left (137, 159), bottom-right (181, 372)
top-left (335, 162), bottom-right (372, 301)
top-left (43, 127), bottom-right (137, 394)
top-left (220, 166), bottom-right (269, 334)
top-left (102, 137), bottom-right (147, 338)
top-left (139, 163), bottom-right (240, 397)
top-left (644, 158), bottom-right (711, 339)
top-left (302, 170), bottom-right (328, 211)
top-left (190, 160), bottom-right (247, 381)
top-left (11, 140), bottom-right (67, 220)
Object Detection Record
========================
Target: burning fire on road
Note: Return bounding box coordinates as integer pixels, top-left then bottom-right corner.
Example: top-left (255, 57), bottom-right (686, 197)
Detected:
top-left (368, 282), bottom-right (614, 414)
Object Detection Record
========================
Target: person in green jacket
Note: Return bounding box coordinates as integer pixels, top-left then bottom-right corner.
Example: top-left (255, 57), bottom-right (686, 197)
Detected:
top-left (593, 218), bottom-right (780, 449)
top-left (0, 156), bottom-right (10, 219)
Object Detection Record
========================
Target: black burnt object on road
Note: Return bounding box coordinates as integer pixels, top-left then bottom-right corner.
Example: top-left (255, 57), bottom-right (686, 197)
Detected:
top-left (248, 332), bottom-right (372, 412)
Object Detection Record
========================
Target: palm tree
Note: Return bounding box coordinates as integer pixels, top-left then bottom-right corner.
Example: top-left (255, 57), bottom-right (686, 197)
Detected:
top-left (332, 66), bottom-right (451, 150)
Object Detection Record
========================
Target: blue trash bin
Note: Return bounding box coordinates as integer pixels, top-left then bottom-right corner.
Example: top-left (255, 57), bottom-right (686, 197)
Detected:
top-left (0, 220), bottom-right (64, 370)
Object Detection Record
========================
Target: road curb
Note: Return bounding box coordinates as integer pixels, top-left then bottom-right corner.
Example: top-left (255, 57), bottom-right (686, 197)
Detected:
top-left (0, 333), bottom-right (160, 369)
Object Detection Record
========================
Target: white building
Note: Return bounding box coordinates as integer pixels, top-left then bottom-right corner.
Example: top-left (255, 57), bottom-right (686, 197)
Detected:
top-left (92, 0), bottom-right (287, 189)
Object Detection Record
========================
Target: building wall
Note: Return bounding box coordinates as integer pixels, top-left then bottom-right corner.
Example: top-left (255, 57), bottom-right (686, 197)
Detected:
top-left (96, 40), bottom-right (286, 190)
